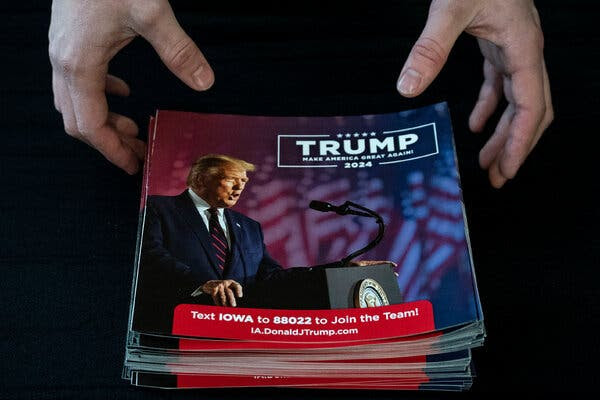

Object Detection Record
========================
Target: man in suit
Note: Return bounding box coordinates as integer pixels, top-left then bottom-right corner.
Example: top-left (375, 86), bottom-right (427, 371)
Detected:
top-left (133, 153), bottom-right (393, 332)
top-left (136, 154), bottom-right (285, 323)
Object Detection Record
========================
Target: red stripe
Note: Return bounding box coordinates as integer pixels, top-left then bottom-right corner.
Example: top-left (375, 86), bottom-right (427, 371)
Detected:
top-left (211, 234), bottom-right (227, 249)
top-left (215, 253), bottom-right (225, 263)
top-left (212, 243), bottom-right (226, 256)
top-left (211, 235), bottom-right (226, 248)
top-left (212, 242), bottom-right (226, 256)
top-left (212, 227), bottom-right (228, 242)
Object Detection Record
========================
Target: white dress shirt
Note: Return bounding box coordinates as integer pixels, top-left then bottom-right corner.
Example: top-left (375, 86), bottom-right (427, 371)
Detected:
top-left (187, 188), bottom-right (232, 247)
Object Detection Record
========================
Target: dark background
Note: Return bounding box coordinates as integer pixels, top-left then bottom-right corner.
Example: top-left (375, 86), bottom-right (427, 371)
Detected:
top-left (1, 0), bottom-right (598, 396)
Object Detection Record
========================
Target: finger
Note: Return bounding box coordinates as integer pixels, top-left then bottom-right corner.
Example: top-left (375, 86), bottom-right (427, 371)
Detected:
top-left (225, 288), bottom-right (237, 307)
top-left (232, 282), bottom-right (243, 298)
top-left (491, 62), bottom-right (551, 189)
top-left (52, 70), bottom-right (64, 112)
top-left (469, 58), bottom-right (503, 133)
top-left (488, 156), bottom-right (508, 189)
top-left (107, 112), bottom-right (139, 137)
top-left (208, 284), bottom-right (221, 306)
top-left (499, 64), bottom-right (546, 180)
top-left (66, 64), bottom-right (140, 174)
top-left (527, 60), bottom-right (554, 153)
top-left (479, 103), bottom-right (514, 170)
top-left (134, 3), bottom-right (214, 91)
top-left (105, 74), bottom-right (130, 97)
top-left (83, 124), bottom-right (141, 175)
top-left (397, 3), bottom-right (472, 97)
top-left (122, 137), bottom-right (147, 161)
top-left (53, 71), bottom-right (85, 142)
top-left (217, 285), bottom-right (226, 306)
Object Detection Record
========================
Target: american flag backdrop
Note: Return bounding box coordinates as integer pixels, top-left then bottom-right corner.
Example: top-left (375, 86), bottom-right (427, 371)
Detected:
top-left (147, 104), bottom-right (478, 319)
top-left (240, 154), bottom-right (470, 303)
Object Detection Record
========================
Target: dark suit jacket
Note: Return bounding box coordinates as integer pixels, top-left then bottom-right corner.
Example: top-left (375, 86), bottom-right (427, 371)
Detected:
top-left (133, 191), bottom-right (284, 332)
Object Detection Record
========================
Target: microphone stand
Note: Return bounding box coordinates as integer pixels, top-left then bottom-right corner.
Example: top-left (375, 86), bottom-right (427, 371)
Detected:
top-left (337, 201), bottom-right (385, 267)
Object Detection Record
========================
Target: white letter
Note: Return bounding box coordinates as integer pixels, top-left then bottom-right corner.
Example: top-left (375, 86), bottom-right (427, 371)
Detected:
top-left (369, 137), bottom-right (395, 153)
top-left (320, 140), bottom-right (340, 155)
top-left (296, 140), bottom-right (316, 156)
top-left (343, 139), bottom-right (365, 155)
top-left (397, 134), bottom-right (418, 150)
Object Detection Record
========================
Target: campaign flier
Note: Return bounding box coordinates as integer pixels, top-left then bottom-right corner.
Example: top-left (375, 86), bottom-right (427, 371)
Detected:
top-left (127, 103), bottom-right (482, 343)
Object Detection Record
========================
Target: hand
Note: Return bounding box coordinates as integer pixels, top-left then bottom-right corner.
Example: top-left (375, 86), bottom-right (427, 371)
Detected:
top-left (200, 280), bottom-right (243, 307)
top-left (397, 0), bottom-right (553, 188)
top-left (49, 0), bottom-right (214, 174)
top-left (351, 260), bottom-right (398, 268)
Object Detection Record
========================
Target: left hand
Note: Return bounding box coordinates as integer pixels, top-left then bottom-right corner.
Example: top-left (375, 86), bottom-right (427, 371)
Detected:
top-left (351, 260), bottom-right (398, 268)
top-left (397, 0), bottom-right (553, 188)
top-left (200, 279), bottom-right (243, 307)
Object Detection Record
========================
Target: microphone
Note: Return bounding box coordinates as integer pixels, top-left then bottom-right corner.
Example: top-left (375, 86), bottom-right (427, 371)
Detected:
top-left (309, 200), bottom-right (373, 218)
top-left (309, 200), bottom-right (346, 215)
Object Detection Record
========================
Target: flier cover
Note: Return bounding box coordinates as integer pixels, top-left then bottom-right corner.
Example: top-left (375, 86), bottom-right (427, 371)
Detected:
top-left (128, 102), bottom-right (483, 341)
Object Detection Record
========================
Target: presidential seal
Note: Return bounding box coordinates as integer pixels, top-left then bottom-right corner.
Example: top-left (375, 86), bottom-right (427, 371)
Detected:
top-left (354, 278), bottom-right (389, 308)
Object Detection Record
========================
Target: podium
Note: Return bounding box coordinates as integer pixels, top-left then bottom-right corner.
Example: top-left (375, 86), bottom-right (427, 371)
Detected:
top-left (237, 264), bottom-right (403, 309)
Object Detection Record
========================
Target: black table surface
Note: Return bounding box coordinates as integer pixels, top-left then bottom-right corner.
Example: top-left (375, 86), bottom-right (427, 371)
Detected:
top-left (2, 1), bottom-right (599, 397)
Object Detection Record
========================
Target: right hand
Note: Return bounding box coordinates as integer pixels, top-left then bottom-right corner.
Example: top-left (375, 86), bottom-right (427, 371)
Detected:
top-left (49, 0), bottom-right (215, 174)
top-left (201, 280), bottom-right (244, 307)
top-left (397, 0), bottom-right (553, 188)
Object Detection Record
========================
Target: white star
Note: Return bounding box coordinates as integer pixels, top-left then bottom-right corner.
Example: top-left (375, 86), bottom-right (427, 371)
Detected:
top-left (345, 133), bottom-right (351, 138)
top-left (353, 133), bottom-right (360, 137)
top-left (370, 132), bottom-right (376, 136)
top-left (362, 132), bottom-right (368, 137)
top-left (337, 134), bottom-right (343, 138)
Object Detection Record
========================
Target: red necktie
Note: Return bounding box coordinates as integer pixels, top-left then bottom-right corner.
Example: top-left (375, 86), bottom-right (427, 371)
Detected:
top-left (208, 208), bottom-right (229, 271)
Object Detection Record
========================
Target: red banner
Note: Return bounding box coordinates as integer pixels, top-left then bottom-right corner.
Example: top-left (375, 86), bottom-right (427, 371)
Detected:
top-left (172, 300), bottom-right (434, 342)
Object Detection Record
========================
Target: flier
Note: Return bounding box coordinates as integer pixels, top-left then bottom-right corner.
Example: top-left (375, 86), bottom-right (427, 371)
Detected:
top-left (127, 102), bottom-right (483, 342)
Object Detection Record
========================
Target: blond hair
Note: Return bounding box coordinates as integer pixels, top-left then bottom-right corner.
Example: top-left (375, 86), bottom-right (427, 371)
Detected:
top-left (186, 154), bottom-right (255, 188)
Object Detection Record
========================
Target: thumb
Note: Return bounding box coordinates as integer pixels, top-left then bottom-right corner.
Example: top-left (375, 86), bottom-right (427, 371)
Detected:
top-left (136, 3), bottom-right (214, 91)
top-left (397, 3), bottom-right (471, 97)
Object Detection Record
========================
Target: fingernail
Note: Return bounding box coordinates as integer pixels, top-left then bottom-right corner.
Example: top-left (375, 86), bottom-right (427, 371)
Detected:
top-left (192, 65), bottom-right (206, 89)
top-left (397, 69), bottom-right (422, 96)
top-left (193, 65), bottom-right (214, 90)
